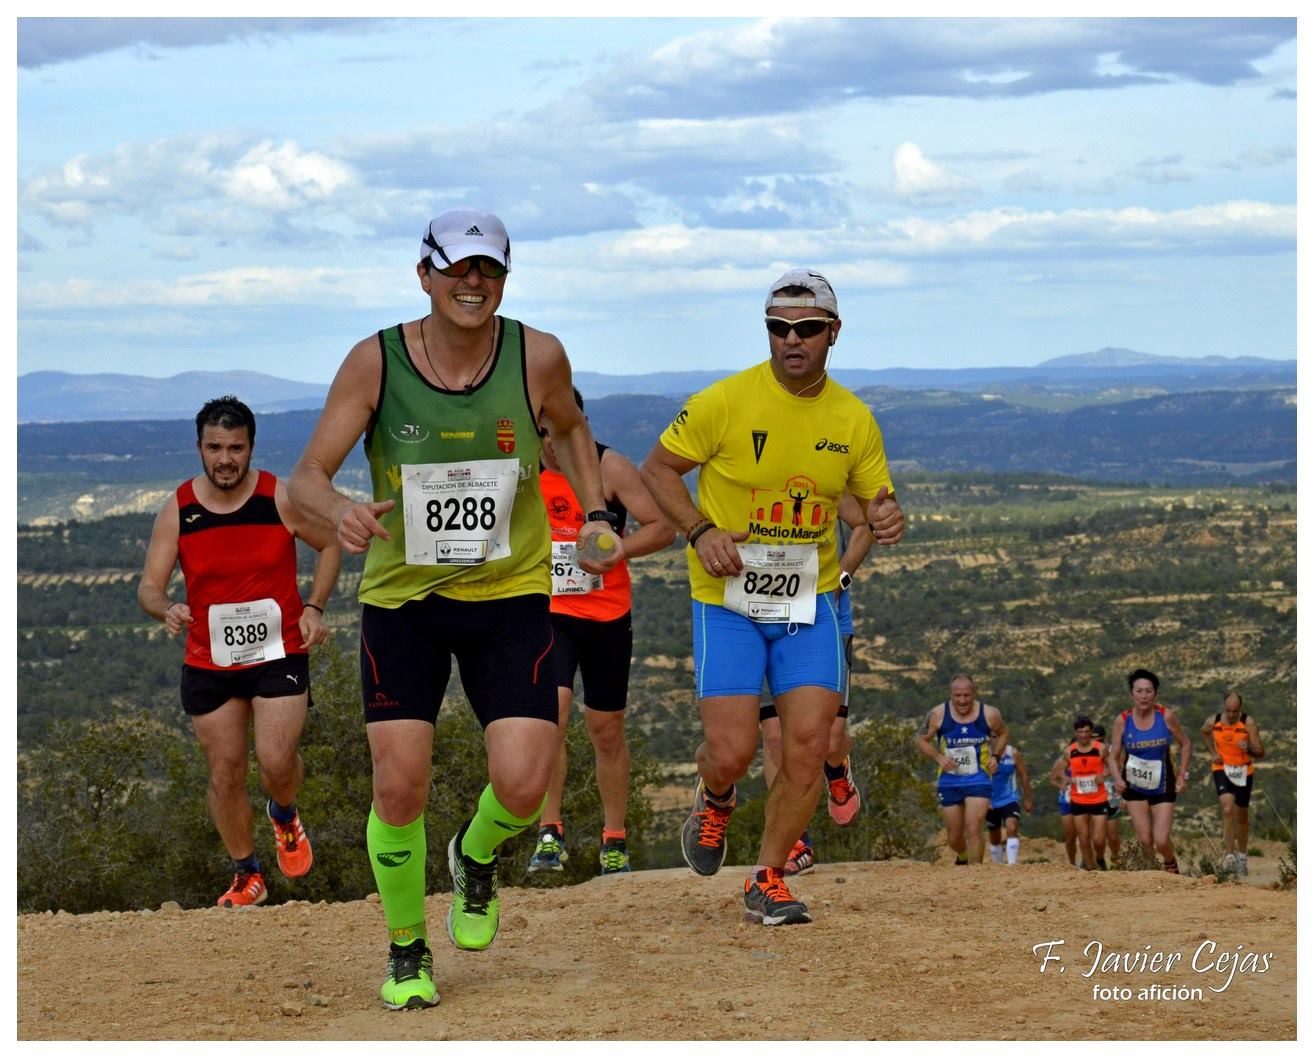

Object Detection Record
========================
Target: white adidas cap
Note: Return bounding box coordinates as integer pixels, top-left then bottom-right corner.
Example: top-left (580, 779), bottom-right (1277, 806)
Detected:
top-left (421, 209), bottom-right (511, 270)
top-left (765, 268), bottom-right (838, 316)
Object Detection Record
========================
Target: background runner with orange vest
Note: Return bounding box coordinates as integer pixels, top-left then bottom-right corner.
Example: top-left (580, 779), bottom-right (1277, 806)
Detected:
top-left (529, 388), bottom-right (675, 876)
top-left (1202, 691), bottom-right (1265, 877)
top-left (1048, 715), bottom-right (1112, 871)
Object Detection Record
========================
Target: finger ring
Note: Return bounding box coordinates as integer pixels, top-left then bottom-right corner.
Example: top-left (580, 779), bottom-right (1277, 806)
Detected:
top-left (713, 561), bottom-right (722, 568)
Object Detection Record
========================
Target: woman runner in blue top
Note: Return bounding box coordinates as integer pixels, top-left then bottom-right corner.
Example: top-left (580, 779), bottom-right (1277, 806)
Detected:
top-left (1111, 668), bottom-right (1191, 873)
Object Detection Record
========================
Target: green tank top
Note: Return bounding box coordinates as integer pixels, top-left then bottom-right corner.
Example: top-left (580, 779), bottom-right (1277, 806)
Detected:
top-left (360, 317), bottom-right (550, 607)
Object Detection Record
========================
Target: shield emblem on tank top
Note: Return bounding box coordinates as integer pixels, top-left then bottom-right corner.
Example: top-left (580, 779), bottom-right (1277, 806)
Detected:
top-left (496, 418), bottom-right (516, 454)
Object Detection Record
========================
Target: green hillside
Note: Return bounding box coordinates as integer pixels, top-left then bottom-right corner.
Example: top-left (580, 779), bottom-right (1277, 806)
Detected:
top-left (15, 473), bottom-right (1295, 910)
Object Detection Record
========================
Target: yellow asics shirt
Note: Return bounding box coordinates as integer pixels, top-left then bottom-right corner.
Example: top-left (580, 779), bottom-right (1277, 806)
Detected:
top-left (659, 361), bottom-right (894, 605)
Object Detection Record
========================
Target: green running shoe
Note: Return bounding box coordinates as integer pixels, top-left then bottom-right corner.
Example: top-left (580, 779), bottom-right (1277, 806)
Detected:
top-left (447, 821), bottom-right (500, 951)
top-left (599, 836), bottom-right (632, 875)
top-left (528, 825), bottom-right (567, 873)
top-left (379, 940), bottom-right (439, 1010)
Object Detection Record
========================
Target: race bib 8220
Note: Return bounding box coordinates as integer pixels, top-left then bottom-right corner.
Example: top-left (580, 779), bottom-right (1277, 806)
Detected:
top-left (721, 543), bottom-right (818, 624)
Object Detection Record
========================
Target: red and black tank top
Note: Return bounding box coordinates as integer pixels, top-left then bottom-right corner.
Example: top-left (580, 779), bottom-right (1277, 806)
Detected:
top-left (1068, 740), bottom-right (1109, 805)
top-left (177, 469), bottom-right (305, 669)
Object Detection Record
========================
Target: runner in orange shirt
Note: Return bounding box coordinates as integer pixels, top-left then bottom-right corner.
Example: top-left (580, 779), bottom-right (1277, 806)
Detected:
top-left (1049, 715), bottom-right (1112, 871)
top-left (1202, 691), bottom-right (1265, 877)
top-left (529, 389), bottom-right (675, 875)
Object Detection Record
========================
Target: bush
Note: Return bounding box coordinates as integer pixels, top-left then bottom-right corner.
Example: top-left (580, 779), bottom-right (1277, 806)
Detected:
top-left (16, 640), bottom-right (665, 911)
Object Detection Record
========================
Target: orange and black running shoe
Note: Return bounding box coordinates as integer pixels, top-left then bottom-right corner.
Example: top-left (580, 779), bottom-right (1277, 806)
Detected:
top-left (680, 780), bottom-right (736, 876)
top-left (743, 867), bottom-right (811, 926)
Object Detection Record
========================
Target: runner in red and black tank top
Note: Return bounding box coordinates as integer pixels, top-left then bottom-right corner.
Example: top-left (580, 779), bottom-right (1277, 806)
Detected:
top-left (139, 397), bottom-right (339, 910)
top-left (177, 469), bottom-right (306, 669)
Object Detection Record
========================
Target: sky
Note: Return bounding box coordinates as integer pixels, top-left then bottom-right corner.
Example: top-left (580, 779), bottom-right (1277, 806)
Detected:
top-left (14, 15), bottom-right (1300, 383)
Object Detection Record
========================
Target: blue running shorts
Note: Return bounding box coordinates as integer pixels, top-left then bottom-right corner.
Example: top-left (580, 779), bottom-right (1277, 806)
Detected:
top-left (692, 594), bottom-right (844, 700)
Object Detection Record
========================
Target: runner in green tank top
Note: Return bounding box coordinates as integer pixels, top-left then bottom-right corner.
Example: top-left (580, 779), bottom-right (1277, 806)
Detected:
top-left (290, 209), bottom-right (623, 1011)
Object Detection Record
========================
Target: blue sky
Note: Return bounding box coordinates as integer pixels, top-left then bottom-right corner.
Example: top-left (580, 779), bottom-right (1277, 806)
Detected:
top-left (15, 16), bottom-right (1298, 382)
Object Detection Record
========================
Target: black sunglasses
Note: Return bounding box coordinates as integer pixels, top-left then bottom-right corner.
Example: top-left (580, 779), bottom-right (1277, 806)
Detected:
top-left (434, 256), bottom-right (509, 279)
top-left (765, 316), bottom-right (831, 339)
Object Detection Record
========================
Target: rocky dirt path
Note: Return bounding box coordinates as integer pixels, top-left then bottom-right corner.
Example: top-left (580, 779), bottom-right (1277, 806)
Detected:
top-left (18, 846), bottom-right (1295, 1041)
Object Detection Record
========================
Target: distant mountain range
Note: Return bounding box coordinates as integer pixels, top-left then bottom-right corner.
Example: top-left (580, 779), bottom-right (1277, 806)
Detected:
top-left (16, 384), bottom-right (1296, 524)
top-left (18, 348), bottom-right (1295, 422)
top-left (18, 370), bottom-right (328, 423)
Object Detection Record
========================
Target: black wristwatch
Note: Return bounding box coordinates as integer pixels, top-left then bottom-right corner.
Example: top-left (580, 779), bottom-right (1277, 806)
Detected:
top-left (585, 509), bottom-right (620, 528)
top-left (838, 571), bottom-right (853, 591)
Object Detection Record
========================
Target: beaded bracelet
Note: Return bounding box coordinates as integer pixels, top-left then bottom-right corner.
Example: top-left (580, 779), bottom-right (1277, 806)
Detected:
top-left (686, 519), bottom-right (715, 547)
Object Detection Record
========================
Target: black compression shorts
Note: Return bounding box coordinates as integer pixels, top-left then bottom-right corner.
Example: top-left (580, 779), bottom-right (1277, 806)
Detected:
top-left (359, 593), bottom-right (557, 728)
top-left (550, 610), bottom-right (632, 712)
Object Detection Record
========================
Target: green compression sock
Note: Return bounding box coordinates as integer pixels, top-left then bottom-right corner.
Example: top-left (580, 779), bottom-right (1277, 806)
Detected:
top-left (460, 783), bottom-right (543, 863)
top-left (367, 807), bottom-right (427, 947)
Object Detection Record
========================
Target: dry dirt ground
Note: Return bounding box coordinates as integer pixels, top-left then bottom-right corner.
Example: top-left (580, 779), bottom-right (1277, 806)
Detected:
top-left (17, 839), bottom-right (1295, 1042)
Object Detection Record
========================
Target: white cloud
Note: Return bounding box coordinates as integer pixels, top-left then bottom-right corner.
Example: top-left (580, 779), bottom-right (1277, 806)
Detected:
top-left (19, 199), bottom-right (1292, 317)
top-left (883, 201), bottom-right (1294, 255)
top-left (17, 17), bottom-right (380, 69)
top-left (892, 143), bottom-right (978, 201)
top-left (20, 267), bottom-right (400, 310)
top-left (585, 17), bottom-right (1295, 120)
top-left (223, 140), bottom-right (357, 211)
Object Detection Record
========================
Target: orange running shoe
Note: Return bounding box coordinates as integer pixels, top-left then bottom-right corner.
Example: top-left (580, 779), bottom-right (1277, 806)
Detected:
top-left (217, 872), bottom-right (267, 908)
top-left (269, 809), bottom-right (314, 878)
top-left (783, 838), bottom-right (815, 876)
top-left (826, 756), bottom-right (862, 827)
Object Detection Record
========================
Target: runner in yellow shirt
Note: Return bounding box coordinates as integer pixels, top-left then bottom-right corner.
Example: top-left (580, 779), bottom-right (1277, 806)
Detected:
top-left (641, 268), bottom-right (903, 925)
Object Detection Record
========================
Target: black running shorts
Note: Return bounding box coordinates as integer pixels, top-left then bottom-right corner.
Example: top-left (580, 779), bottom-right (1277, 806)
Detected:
top-left (549, 610), bottom-right (632, 712)
top-left (1212, 769), bottom-right (1253, 807)
top-left (180, 654), bottom-right (311, 717)
top-left (359, 592), bottom-right (557, 727)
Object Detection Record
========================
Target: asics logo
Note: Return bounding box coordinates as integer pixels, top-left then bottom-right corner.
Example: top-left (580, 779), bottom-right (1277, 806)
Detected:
top-left (376, 851), bottom-right (412, 867)
top-left (814, 438), bottom-right (850, 454)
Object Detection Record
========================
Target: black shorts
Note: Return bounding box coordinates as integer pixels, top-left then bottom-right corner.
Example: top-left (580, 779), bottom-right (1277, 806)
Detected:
top-left (1070, 801), bottom-right (1109, 817)
top-left (1212, 770), bottom-right (1254, 807)
top-left (550, 610), bottom-right (632, 712)
top-left (985, 803), bottom-right (1020, 828)
top-left (360, 593), bottom-right (557, 728)
top-left (1121, 784), bottom-right (1177, 806)
top-left (760, 633), bottom-right (853, 721)
top-left (1121, 758), bottom-right (1176, 805)
top-left (180, 654), bottom-right (311, 717)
